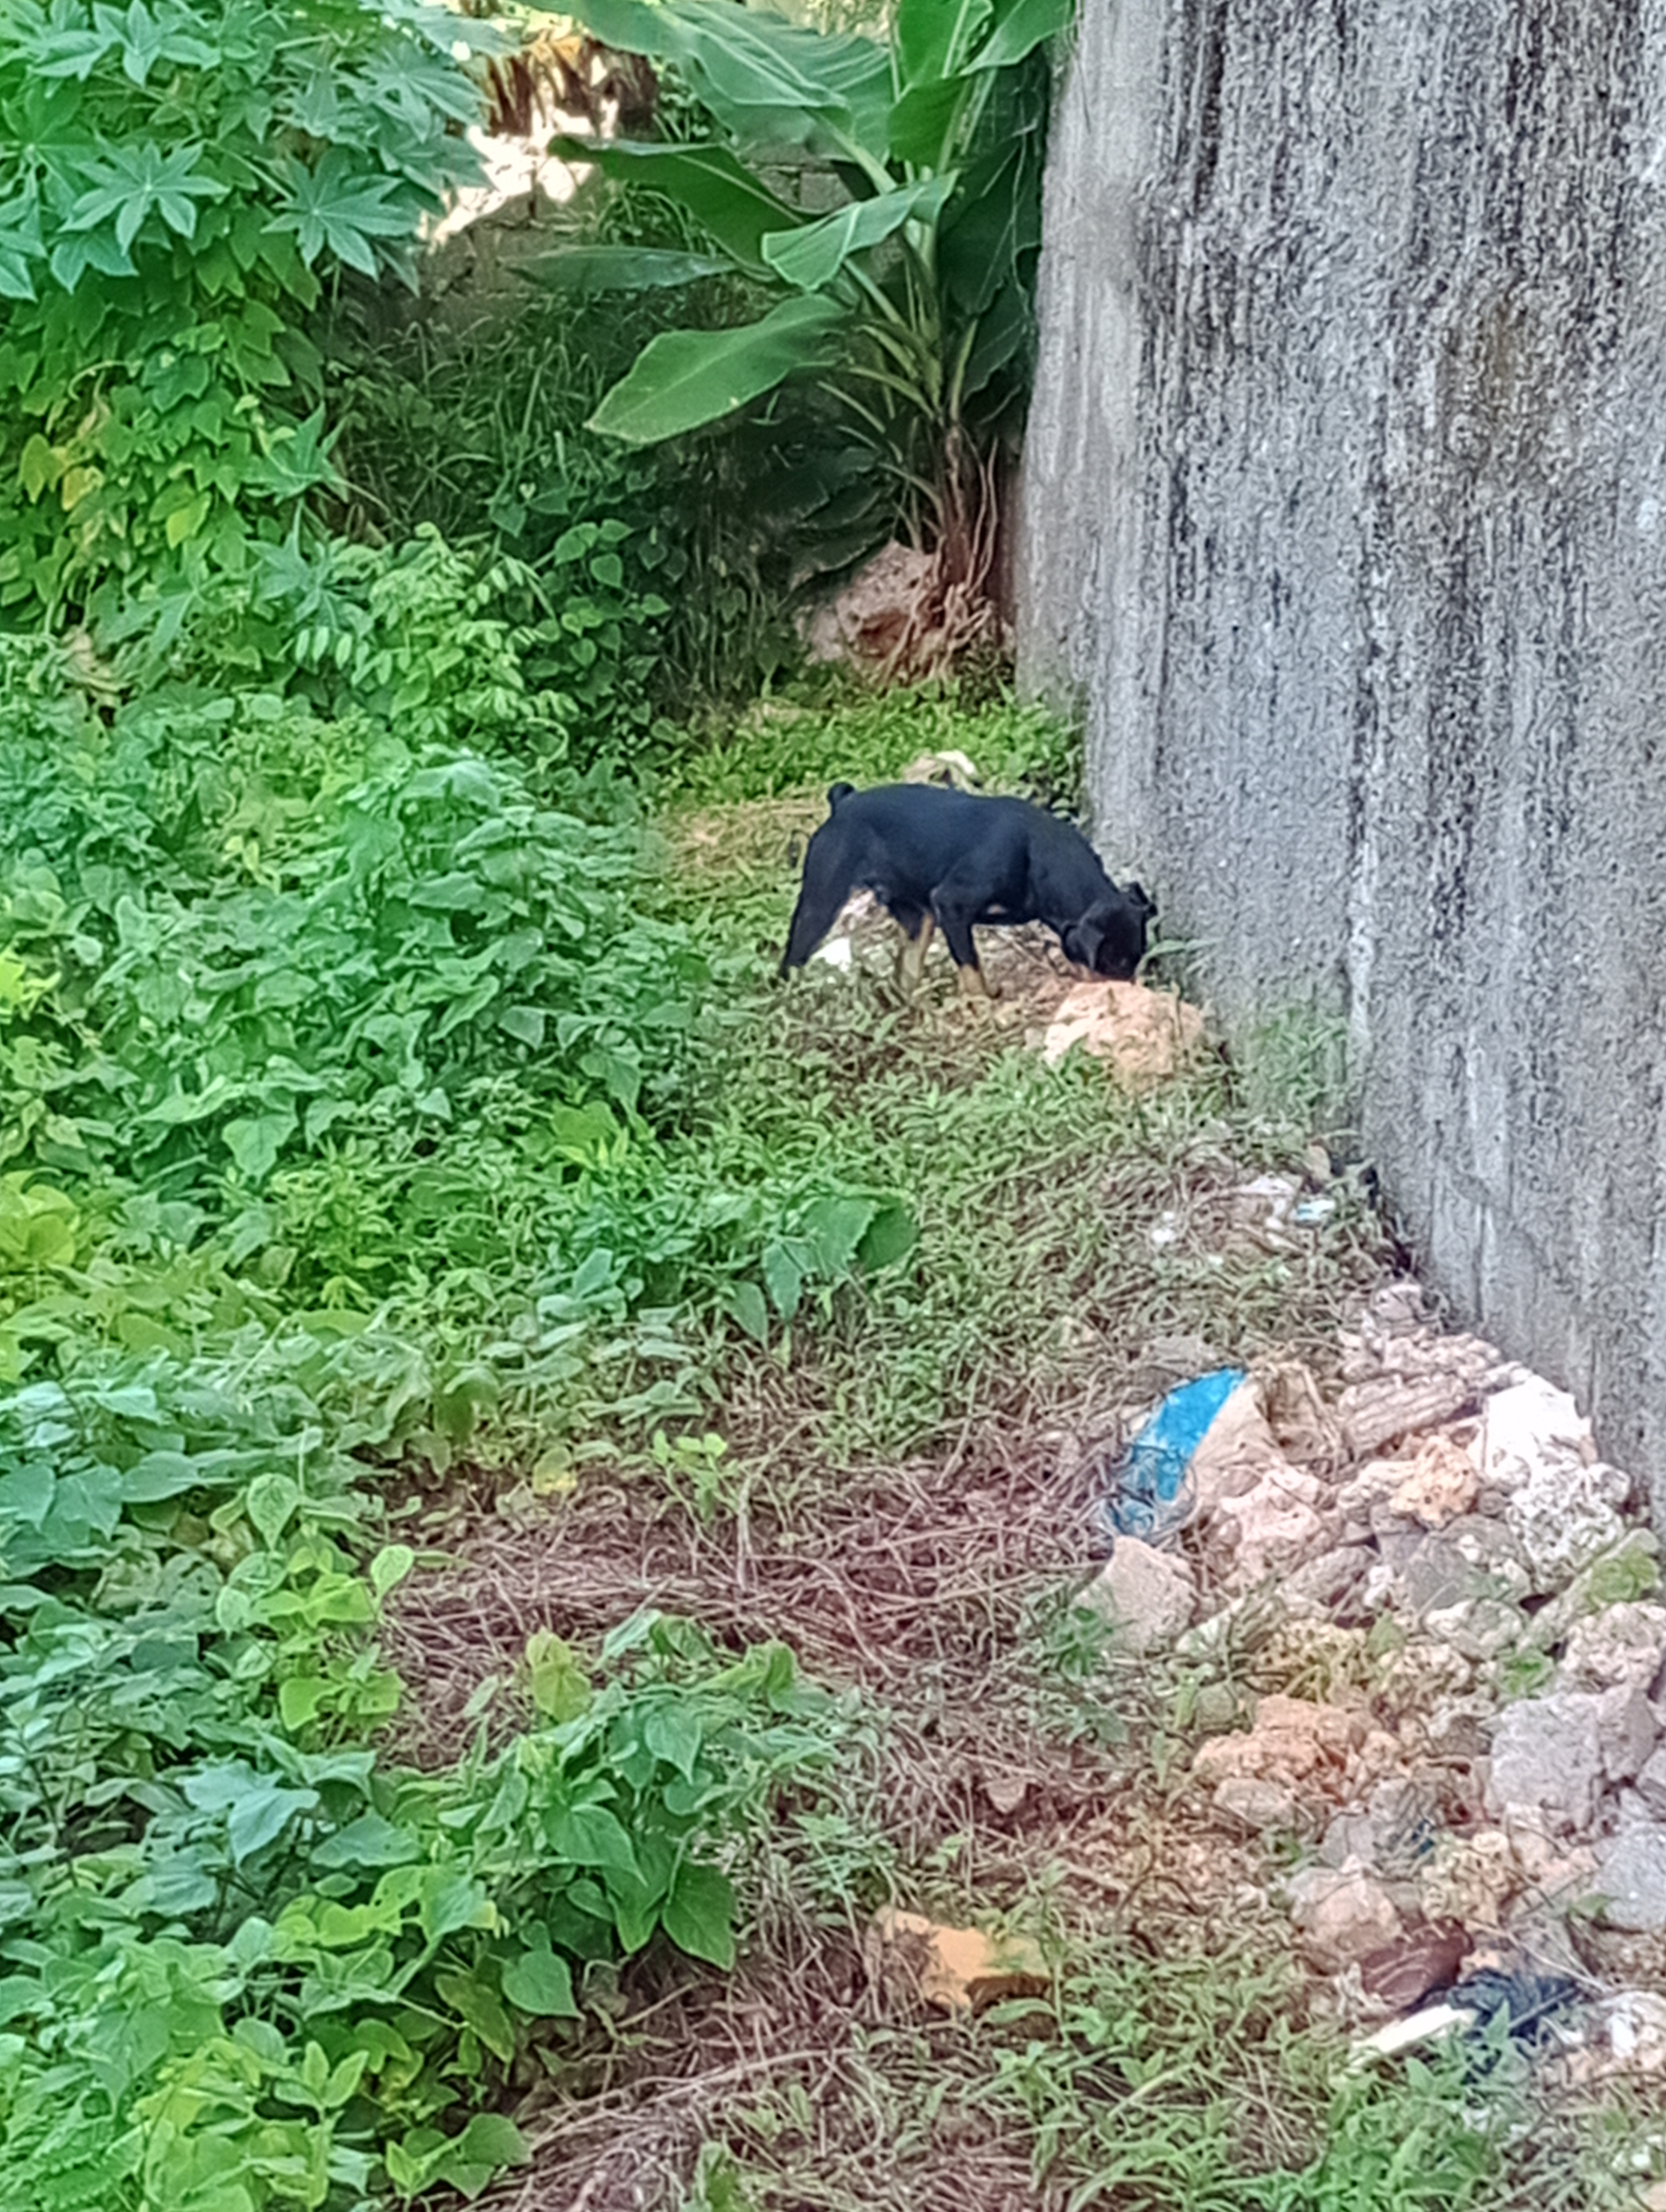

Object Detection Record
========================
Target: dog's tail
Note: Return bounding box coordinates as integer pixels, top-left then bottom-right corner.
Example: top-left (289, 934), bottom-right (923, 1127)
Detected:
top-left (826, 782), bottom-right (856, 814)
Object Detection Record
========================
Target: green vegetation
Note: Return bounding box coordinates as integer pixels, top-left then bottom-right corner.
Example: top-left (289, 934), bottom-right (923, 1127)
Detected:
top-left (559, 0), bottom-right (1055, 606)
top-left (0, 0), bottom-right (1655, 2204)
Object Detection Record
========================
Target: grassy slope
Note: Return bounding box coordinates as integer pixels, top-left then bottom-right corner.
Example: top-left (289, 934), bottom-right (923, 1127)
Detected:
top-left (416, 695), bottom-right (1644, 2212)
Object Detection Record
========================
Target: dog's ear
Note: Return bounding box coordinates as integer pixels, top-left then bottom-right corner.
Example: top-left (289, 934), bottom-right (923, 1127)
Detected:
top-left (827, 782), bottom-right (856, 813)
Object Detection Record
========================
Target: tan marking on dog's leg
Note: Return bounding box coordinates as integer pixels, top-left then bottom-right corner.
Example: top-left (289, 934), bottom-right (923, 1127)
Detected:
top-left (957, 961), bottom-right (995, 1004)
top-left (899, 914), bottom-right (935, 993)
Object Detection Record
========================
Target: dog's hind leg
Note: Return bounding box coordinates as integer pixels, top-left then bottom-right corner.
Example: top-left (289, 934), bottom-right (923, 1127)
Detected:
top-left (780, 826), bottom-right (856, 974)
top-left (893, 908), bottom-right (935, 994)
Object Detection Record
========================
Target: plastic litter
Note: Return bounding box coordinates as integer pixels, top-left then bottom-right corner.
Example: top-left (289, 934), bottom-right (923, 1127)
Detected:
top-left (1099, 1368), bottom-right (1247, 1546)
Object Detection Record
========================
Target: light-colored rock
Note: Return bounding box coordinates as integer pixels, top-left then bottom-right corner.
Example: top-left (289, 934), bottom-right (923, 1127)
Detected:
top-left (1192, 1694), bottom-right (1363, 1788)
top-left (1593, 1825), bottom-right (1666, 1932)
top-left (1282, 1544), bottom-right (1373, 1616)
top-left (1335, 1372), bottom-right (1479, 1459)
top-left (866, 1909), bottom-right (1048, 2013)
top-left (1213, 1777), bottom-right (1300, 1832)
top-left (1209, 1464), bottom-right (1331, 1590)
top-left (804, 541), bottom-right (934, 667)
top-left (1598, 1989), bottom-right (1666, 2073)
top-left (1423, 1597), bottom-right (1526, 1663)
top-left (1473, 1375), bottom-right (1595, 1491)
top-left (1040, 980), bottom-right (1205, 1087)
top-left (1286, 1860), bottom-right (1404, 1971)
top-left (1556, 1602), bottom-right (1666, 1694)
top-left (1485, 1685), bottom-right (1657, 1836)
top-left (1389, 1434), bottom-right (1479, 1529)
top-left (1421, 1827), bottom-right (1518, 1928)
top-left (1081, 1539), bottom-right (1196, 1654)
top-left (1635, 1744), bottom-right (1666, 1821)
top-left (1376, 1638), bottom-right (1476, 1707)
top-left (1506, 1458), bottom-right (1631, 1593)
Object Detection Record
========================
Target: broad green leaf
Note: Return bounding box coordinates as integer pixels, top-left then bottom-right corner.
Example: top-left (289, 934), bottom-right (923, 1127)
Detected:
top-left (546, 1802), bottom-right (639, 1877)
top-left (589, 294), bottom-right (847, 446)
top-left (856, 1198), bottom-right (919, 1273)
top-left (222, 1110), bottom-right (294, 1183)
top-left (246, 1470), bottom-right (299, 1546)
top-left (972, 0), bottom-right (1074, 70)
top-left (434, 1967), bottom-right (516, 2062)
top-left (887, 75), bottom-right (972, 169)
top-left (526, 1630), bottom-right (591, 1722)
top-left (549, 141), bottom-right (805, 278)
top-left (501, 1942), bottom-right (579, 2018)
top-left (452, 2114), bottom-right (530, 2171)
top-left (661, 1859), bottom-right (736, 1967)
top-left (761, 175), bottom-right (954, 292)
top-left (370, 1542), bottom-right (415, 1599)
top-left (798, 1193), bottom-right (877, 1277)
top-left (644, 1701), bottom-right (702, 1780)
top-left (761, 1238), bottom-right (803, 1320)
top-left (896, 0), bottom-right (990, 83)
top-left (278, 1675), bottom-right (332, 1730)
top-left (570, 0), bottom-right (892, 161)
top-left (521, 245), bottom-right (731, 292)
top-left (17, 434), bottom-right (59, 501)
top-left (419, 1868), bottom-right (494, 1942)
top-left (226, 1777), bottom-right (319, 1864)
top-left (722, 1279), bottom-right (770, 1343)
top-left (312, 1810), bottom-right (422, 1869)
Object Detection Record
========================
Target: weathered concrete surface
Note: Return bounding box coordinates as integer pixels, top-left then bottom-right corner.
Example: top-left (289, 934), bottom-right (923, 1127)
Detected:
top-left (1017, 0), bottom-right (1666, 1513)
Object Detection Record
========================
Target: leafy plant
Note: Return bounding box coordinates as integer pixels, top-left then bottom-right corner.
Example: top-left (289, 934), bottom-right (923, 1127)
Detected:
top-left (542, 0), bottom-right (1064, 636)
top-left (0, 0), bottom-right (490, 625)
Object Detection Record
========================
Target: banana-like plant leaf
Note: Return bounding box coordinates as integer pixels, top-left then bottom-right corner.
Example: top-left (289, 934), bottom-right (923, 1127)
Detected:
top-left (761, 175), bottom-right (954, 292)
top-left (588, 292), bottom-right (847, 444)
top-left (895, 0), bottom-right (991, 85)
top-left (521, 245), bottom-right (731, 292)
top-left (887, 76), bottom-right (971, 170)
top-left (552, 139), bottom-right (804, 276)
top-left (568, 0), bottom-right (892, 161)
top-left (970, 0), bottom-right (1074, 72)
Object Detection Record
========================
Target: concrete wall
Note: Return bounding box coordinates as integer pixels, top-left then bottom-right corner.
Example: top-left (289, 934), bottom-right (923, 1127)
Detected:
top-left (1016, 0), bottom-right (1666, 1504)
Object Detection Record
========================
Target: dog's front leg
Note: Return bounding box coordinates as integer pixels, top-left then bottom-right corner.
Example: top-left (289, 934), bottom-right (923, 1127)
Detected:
top-left (931, 889), bottom-right (998, 1004)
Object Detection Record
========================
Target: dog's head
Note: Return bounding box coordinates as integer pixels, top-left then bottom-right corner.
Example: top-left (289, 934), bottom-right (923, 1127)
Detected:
top-left (1061, 884), bottom-right (1156, 980)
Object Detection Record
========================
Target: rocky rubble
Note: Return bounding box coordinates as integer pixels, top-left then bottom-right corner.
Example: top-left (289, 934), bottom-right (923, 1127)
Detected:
top-left (1084, 1277), bottom-right (1666, 2045)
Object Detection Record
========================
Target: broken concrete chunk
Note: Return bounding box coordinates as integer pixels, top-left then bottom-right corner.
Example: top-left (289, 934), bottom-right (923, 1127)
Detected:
top-left (1389, 1435), bottom-right (1479, 1529)
top-left (866, 1908), bottom-right (1048, 2013)
top-left (1040, 980), bottom-right (1205, 1087)
top-left (1422, 1597), bottom-right (1527, 1664)
top-left (1593, 1825), bottom-right (1666, 1932)
top-left (1485, 1685), bottom-right (1656, 1837)
top-left (1634, 1745), bottom-right (1666, 1821)
top-left (1193, 1694), bottom-right (1362, 1789)
top-left (1080, 1539), bottom-right (1196, 1654)
top-left (1474, 1375), bottom-right (1595, 1491)
top-left (1555, 1602), bottom-right (1666, 1695)
top-left (1286, 1860), bottom-right (1404, 1971)
top-left (1213, 1777), bottom-right (1299, 1833)
top-left (1282, 1543), bottom-right (1374, 1617)
top-left (1505, 1458), bottom-right (1630, 1593)
top-left (1207, 1464), bottom-right (1331, 1590)
top-left (1335, 1372), bottom-right (1478, 1459)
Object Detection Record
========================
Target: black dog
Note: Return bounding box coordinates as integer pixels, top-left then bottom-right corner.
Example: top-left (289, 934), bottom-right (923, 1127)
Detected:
top-left (780, 782), bottom-right (1155, 999)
